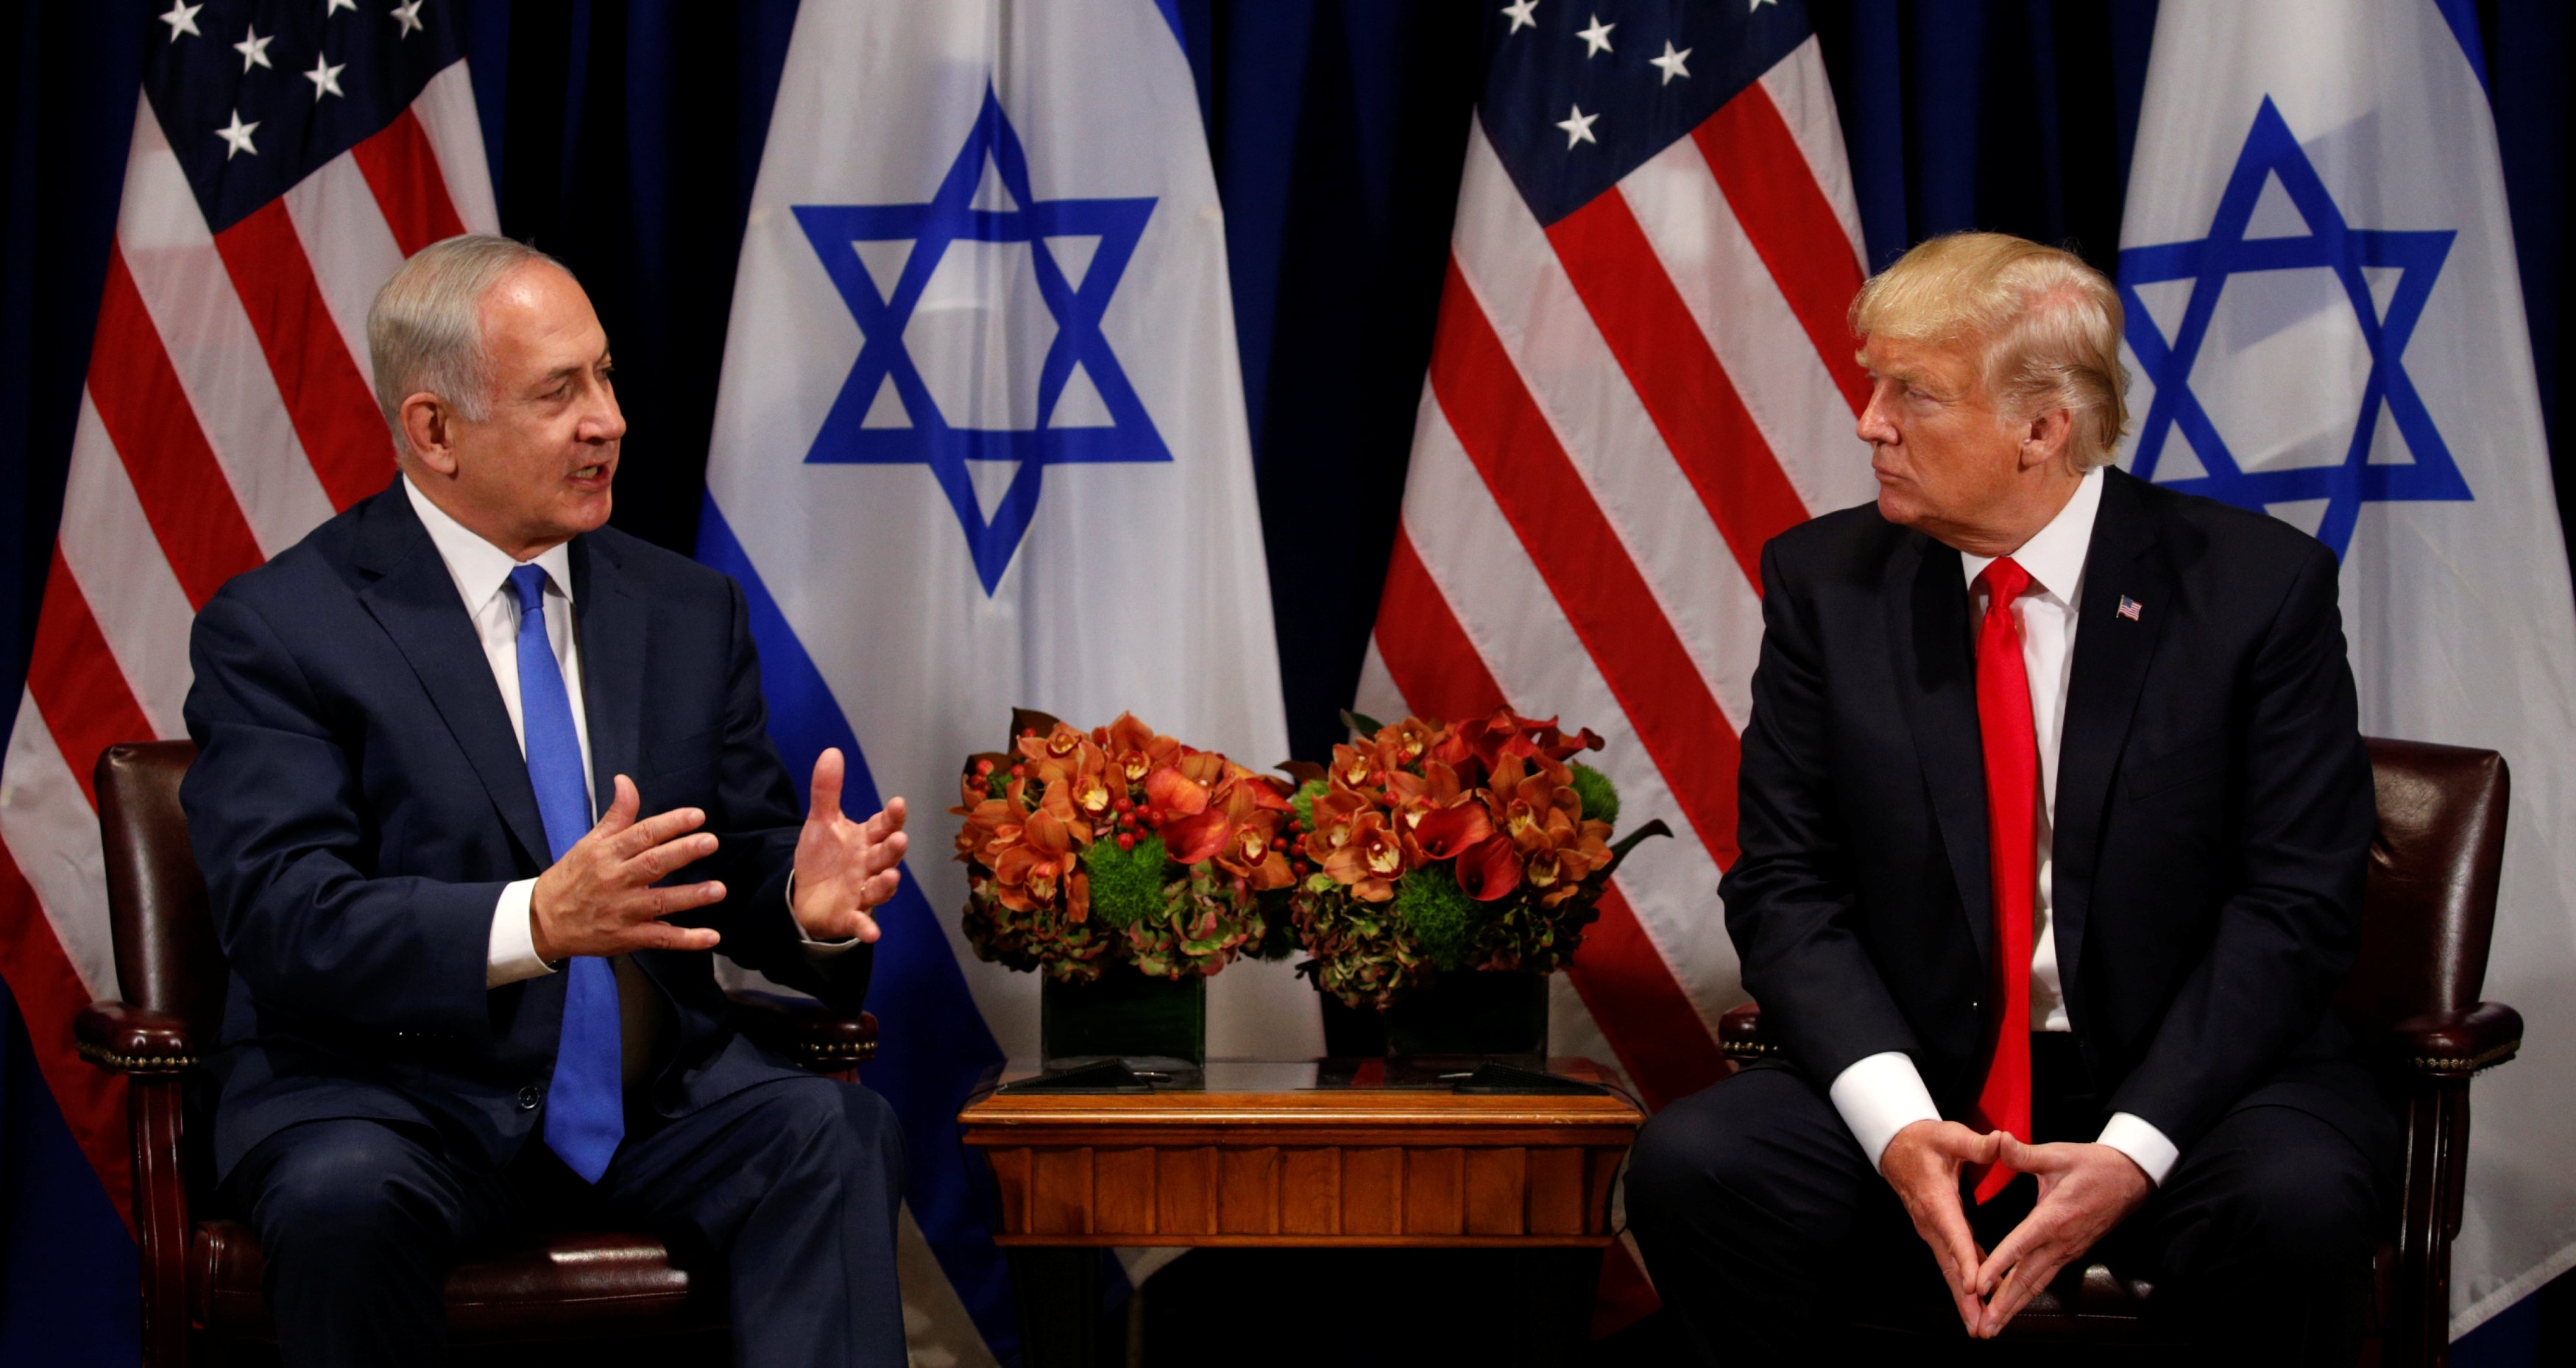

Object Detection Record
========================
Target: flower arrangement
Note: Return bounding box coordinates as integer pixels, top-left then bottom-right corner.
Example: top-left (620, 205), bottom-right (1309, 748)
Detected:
top-left (1289, 709), bottom-right (1669, 1010)
top-left (952, 709), bottom-right (1304, 983)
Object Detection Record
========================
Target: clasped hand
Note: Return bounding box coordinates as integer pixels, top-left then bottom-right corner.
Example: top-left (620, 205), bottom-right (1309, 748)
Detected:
top-left (528, 748), bottom-right (907, 961)
top-left (1880, 1120), bottom-right (2152, 1339)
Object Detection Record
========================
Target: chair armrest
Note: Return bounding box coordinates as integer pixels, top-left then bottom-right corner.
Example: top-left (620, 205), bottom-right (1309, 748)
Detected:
top-left (1718, 1000), bottom-right (1774, 1062)
top-left (727, 990), bottom-right (878, 1071)
top-left (74, 1001), bottom-right (200, 1074)
top-left (2386, 1002), bottom-right (2522, 1079)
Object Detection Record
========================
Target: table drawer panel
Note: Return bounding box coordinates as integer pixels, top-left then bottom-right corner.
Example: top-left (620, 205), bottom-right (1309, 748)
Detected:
top-left (989, 1148), bottom-right (1033, 1233)
top-left (1342, 1147), bottom-right (1404, 1235)
top-left (1526, 1147), bottom-right (1587, 1235)
top-left (1093, 1147), bottom-right (1157, 1236)
top-left (1404, 1147), bottom-right (1465, 1236)
top-left (1279, 1147), bottom-right (1341, 1235)
top-left (1156, 1147), bottom-right (1219, 1236)
top-left (1219, 1147), bottom-right (1280, 1235)
top-left (1030, 1147), bottom-right (1094, 1236)
top-left (1465, 1147), bottom-right (1529, 1236)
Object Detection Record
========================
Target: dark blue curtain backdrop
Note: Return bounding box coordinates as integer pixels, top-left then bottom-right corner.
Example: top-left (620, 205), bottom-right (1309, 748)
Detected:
top-left (2, 2), bottom-right (2571, 1361)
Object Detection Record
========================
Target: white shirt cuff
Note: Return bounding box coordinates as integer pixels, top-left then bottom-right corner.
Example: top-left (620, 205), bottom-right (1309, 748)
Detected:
top-left (1829, 1051), bottom-right (1942, 1171)
top-left (787, 869), bottom-right (863, 956)
top-left (2096, 1112), bottom-right (2180, 1186)
top-left (486, 879), bottom-right (555, 988)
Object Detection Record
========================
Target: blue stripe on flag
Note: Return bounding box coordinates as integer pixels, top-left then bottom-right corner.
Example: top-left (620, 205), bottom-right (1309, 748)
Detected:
top-left (2431, 0), bottom-right (2490, 91)
top-left (696, 493), bottom-right (1023, 1361)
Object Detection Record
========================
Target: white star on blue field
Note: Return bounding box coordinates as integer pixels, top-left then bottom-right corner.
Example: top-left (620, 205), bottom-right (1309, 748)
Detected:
top-left (795, 89), bottom-right (1168, 594)
top-left (2119, 96), bottom-right (2469, 559)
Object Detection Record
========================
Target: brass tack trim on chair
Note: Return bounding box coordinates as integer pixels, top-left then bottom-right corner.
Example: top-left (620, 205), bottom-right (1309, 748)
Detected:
top-left (1716, 1041), bottom-right (1778, 1061)
top-left (2408, 1041), bottom-right (2521, 1074)
top-left (793, 1042), bottom-right (878, 1063)
top-left (74, 1041), bottom-right (198, 1074)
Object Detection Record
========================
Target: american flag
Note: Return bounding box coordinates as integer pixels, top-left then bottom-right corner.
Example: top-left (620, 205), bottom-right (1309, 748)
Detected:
top-left (0, 0), bottom-right (495, 1224)
top-left (1352, 0), bottom-right (1873, 1324)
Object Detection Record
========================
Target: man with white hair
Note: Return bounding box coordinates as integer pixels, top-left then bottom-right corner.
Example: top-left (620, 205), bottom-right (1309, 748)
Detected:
top-left (182, 235), bottom-right (909, 1364)
top-left (1628, 233), bottom-right (2393, 1363)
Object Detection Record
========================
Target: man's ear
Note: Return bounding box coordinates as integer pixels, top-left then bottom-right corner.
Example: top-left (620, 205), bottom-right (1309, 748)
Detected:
top-left (400, 392), bottom-right (460, 476)
top-left (2021, 408), bottom-right (2077, 473)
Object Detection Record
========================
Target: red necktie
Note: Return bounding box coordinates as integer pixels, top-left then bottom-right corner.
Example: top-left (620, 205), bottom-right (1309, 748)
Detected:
top-left (1970, 557), bottom-right (2037, 1204)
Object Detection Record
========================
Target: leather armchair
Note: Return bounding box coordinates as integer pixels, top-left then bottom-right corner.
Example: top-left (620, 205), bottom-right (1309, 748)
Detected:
top-left (1715, 737), bottom-right (2522, 1366)
top-left (71, 740), bottom-right (881, 1366)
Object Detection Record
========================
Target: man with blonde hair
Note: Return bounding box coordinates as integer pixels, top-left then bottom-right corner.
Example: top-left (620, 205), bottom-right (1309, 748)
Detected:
top-left (1629, 233), bottom-right (2392, 1362)
top-left (183, 235), bottom-right (911, 1364)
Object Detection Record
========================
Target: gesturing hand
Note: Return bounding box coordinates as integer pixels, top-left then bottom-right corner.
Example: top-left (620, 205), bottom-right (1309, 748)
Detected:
top-left (1970, 1138), bottom-right (2151, 1338)
top-left (529, 774), bottom-right (726, 962)
top-left (1880, 1119), bottom-right (2005, 1336)
top-left (790, 748), bottom-right (907, 943)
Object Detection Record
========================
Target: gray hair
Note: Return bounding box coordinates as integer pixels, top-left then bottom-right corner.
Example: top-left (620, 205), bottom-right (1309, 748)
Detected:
top-left (1850, 233), bottom-right (2131, 472)
top-left (366, 234), bottom-right (567, 454)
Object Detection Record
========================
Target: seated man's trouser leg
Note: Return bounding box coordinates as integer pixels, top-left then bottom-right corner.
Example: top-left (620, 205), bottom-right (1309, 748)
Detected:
top-left (229, 1074), bottom-right (907, 1368)
top-left (1626, 1057), bottom-right (2391, 1366)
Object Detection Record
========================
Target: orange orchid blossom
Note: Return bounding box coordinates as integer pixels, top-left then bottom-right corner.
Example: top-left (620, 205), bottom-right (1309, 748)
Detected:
top-left (990, 780), bottom-right (1091, 913)
top-left (1216, 808), bottom-right (1295, 890)
top-left (1300, 787), bottom-right (1373, 867)
top-left (1016, 724), bottom-right (1121, 823)
top-left (1329, 740), bottom-right (1376, 793)
top-left (1103, 711), bottom-right (1183, 788)
top-left (1486, 751), bottom-right (1585, 848)
top-left (1461, 707), bottom-right (1605, 773)
top-left (1321, 809), bottom-right (1407, 901)
top-left (1205, 774), bottom-right (1295, 890)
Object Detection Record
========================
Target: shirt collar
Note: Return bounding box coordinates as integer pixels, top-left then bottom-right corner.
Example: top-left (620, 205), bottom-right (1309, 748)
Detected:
top-left (1958, 465), bottom-right (2104, 603)
top-left (401, 472), bottom-right (576, 613)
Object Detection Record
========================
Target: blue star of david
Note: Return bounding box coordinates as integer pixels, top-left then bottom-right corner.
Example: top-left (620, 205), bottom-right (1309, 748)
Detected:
top-left (794, 88), bottom-right (1167, 595)
top-left (2118, 96), bottom-right (2469, 559)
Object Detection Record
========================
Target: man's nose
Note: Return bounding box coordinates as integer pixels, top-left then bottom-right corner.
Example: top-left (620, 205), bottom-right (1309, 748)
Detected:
top-left (1856, 386), bottom-right (1898, 447)
top-left (583, 394), bottom-right (627, 444)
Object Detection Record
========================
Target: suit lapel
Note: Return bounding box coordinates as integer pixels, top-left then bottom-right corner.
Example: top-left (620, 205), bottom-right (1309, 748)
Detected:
top-left (1888, 531), bottom-right (1994, 968)
top-left (570, 534), bottom-right (644, 818)
top-left (2050, 469), bottom-right (2172, 1012)
top-left (350, 488), bottom-right (553, 869)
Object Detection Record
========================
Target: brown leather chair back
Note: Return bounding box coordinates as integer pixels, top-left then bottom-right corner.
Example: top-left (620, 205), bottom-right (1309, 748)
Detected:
top-left (2336, 737), bottom-right (2510, 1032)
top-left (94, 740), bottom-right (227, 1037)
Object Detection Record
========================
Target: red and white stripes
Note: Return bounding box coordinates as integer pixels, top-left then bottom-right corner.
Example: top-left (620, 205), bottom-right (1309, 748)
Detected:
top-left (0, 61), bottom-right (495, 1227)
top-left (1362, 37), bottom-right (1875, 1115)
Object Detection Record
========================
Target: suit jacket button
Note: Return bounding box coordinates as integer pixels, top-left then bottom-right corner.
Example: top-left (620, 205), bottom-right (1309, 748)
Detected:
top-left (517, 1085), bottom-right (542, 1111)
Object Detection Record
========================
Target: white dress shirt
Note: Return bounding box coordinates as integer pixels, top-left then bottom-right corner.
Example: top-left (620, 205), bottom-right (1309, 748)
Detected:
top-left (1827, 467), bottom-right (2181, 1185)
top-left (400, 476), bottom-right (852, 991)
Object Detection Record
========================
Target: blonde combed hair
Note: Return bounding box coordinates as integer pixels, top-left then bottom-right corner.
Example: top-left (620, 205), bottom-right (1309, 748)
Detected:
top-left (1850, 233), bottom-right (2131, 470)
top-left (366, 234), bottom-right (567, 455)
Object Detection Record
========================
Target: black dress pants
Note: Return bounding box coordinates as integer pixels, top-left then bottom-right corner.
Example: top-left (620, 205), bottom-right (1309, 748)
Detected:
top-left (1626, 1039), bottom-right (2396, 1366)
top-left (224, 1074), bottom-right (909, 1367)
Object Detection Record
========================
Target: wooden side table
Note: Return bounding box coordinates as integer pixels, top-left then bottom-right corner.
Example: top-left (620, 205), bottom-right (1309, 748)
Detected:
top-left (959, 1058), bottom-right (1644, 1366)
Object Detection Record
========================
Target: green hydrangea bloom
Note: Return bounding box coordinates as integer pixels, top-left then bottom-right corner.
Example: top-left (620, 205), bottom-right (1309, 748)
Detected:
top-left (1393, 862), bottom-right (1484, 973)
top-left (1079, 834), bottom-right (1167, 929)
top-left (1569, 762), bottom-right (1619, 829)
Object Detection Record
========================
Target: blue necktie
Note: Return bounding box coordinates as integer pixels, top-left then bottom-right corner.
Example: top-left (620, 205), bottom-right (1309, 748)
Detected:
top-left (509, 564), bottom-right (624, 1183)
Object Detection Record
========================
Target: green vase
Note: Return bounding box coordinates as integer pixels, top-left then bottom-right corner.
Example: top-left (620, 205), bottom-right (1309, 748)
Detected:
top-left (1039, 965), bottom-right (1207, 1066)
top-left (1383, 970), bottom-right (1549, 1063)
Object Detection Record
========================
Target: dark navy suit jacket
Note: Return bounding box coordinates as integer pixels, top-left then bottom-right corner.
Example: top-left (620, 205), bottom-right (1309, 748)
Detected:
top-left (182, 481), bottom-right (868, 1182)
top-left (1719, 467), bottom-right (2379, 1154)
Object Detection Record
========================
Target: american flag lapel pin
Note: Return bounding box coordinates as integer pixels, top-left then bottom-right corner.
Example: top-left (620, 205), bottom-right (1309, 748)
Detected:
top-left (2117, 596), bottom-right (2144, 622)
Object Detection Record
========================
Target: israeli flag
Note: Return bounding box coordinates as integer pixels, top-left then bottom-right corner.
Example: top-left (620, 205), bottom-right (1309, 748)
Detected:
top-left (700, 2), bottom-right (1300, 1358)
top-left (2120, 0), bottom-right (2576, 1336)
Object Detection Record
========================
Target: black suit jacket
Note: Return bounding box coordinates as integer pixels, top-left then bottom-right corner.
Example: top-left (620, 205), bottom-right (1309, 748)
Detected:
top-left (1719, 467), bottom-right (2375, 1152)
top-left (181, 482), bottom-right (869, 1182)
